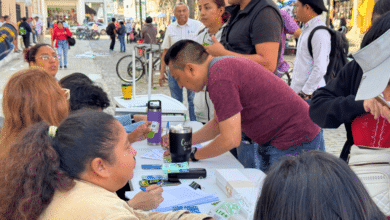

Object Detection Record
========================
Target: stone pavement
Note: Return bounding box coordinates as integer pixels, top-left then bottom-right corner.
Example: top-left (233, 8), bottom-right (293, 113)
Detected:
top-left (0, 36), bottom-right (346, 157)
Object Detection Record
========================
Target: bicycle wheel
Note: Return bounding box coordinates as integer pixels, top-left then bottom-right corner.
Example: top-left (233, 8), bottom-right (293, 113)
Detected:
top-left (152, 57), bottom-right (168, 80)
top-left (116, 55), bottom-right (145, 83)
top-left (91, 31), bottom-right (100, 40)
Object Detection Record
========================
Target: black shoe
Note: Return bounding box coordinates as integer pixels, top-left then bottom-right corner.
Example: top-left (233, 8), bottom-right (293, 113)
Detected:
top-left (60, 66), bottom-right (63, 68)
top-left (64, 65), bottom-right (67, 69)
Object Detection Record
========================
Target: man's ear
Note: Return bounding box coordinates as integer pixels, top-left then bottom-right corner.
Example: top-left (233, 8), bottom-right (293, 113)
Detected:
top-left (90, 158), bottom-right (111, 178)
top-left (186, 63), bottom-right (197, 77)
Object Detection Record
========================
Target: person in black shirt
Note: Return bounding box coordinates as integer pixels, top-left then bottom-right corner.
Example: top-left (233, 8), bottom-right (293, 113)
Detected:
top-left (205, 0), bottom-right (283, 73)
top-left (309, 12), bottom-right (390, 161)
top-left (107, 18), bottom-right (117, 51)
top-left (19, 17), bottom-right (34, 49)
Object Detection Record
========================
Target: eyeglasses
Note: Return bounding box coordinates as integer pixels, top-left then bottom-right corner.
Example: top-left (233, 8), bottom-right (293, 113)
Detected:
top-left (62, 88), bottom-right (70, 100)
top-left (37, 54), bottom-right (59, 61)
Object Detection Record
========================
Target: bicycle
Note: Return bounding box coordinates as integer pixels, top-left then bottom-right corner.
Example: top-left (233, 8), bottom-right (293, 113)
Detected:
top-left (116, 44), bottom-right (167, 83)
top-left (77, 28), bottom-right (100, 40)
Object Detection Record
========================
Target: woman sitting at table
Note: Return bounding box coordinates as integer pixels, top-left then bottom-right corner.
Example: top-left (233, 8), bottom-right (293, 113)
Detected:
top-left (59, 72), bottom-right (147, 133)
top-left (0, 111), bottom-right (214, 220)
top-left (0, 68), bottom-right (69, 159)
top-left (254, 151), bottom-right (385, 220)
top-left (24, 44), bottom-right (60, 77)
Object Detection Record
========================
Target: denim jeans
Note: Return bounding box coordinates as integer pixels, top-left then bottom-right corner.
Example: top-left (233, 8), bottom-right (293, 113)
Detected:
top-left (168, 72), bottom-right (196, 121)
top-left (118, 35), bottom-right (125, 52)
top-left (32, 29), bottom-right (36, 42)
top-left (236, 130), bottom-right (325, 172)
top-left (57, 40), bottom-right (68, 67)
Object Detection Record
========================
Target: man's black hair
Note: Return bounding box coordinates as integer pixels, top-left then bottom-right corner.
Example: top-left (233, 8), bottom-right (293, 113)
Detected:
top-left (112, 18), bottom-right (116, 22)
top-left (119, 21), bottom-right (124, 25)
top-left (146, 17), bottom-right (153, 24)
top-left (373, 0), bottom-right (390, 18)
top-left (361, 11), bottom-right (390, 48)
top-left (59, 72), bottom-right (93, 87)
top-left (3, 15), bottom-right (9, 20)
top-left (164, 40), bottom-right (209, 70)
top-left (22, 17), bottom-right (27, 22)
top-left (298, 0), bottom-right (323, 15)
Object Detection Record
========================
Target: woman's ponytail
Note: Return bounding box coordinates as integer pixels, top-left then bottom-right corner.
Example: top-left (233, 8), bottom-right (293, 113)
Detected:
top-left (0, 122), bottom-right (73, 220)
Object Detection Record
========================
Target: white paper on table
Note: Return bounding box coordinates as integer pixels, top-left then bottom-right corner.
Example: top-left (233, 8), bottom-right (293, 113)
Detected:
top-left (125, 185), bottom-right (219, 213)
top-left (141, 149), bottom-right (165, 161)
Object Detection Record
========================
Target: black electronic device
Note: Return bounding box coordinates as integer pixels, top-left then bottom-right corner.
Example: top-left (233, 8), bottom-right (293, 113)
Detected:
top-left (168, 168), bottom-right (207, 181)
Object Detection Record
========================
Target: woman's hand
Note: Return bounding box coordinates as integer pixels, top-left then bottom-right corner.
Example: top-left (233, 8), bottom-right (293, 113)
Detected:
top-left (128, 121), bottom-right (152, 143)
top-left (127, 184), bottom-right (164, 211)
top-left (364, 98), bottom-right (390, 122)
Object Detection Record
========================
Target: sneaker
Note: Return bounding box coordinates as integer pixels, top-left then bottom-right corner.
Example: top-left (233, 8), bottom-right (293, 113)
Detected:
top-left (60, 66), bottom-right (63, 69)
top-left (64, 65), bottom-right (67, 69)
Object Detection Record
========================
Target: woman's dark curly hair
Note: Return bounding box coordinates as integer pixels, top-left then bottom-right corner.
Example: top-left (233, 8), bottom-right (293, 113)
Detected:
top-left (24, 44), bottom-right (54, 64)
top-left (59, 73), bottom-right (110, 111)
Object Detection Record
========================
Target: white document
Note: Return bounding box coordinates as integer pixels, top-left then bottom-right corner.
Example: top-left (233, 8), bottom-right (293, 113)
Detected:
top-left (125, 185), bottom-right (219, 212)
top-left (141, 149), bottom-right (165, 161)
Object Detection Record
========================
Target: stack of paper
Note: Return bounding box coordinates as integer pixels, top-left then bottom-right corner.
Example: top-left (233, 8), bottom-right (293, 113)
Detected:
top-left (125, 185), bottom-right (219, 212)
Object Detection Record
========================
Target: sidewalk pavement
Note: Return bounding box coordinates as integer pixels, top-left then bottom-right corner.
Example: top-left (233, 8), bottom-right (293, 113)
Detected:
top-left (0, 36), bottom-right (347, 158)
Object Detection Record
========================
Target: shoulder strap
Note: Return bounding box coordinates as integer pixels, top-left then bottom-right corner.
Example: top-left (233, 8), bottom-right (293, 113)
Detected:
top-left (308, 26), bottom-right (332, 58)
top-left (206, 56), bottom-right (233, 91)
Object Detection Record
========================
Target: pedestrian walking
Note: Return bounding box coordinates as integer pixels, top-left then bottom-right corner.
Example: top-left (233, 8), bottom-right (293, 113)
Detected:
top-left (106, 18), bottom-right (117, 51)
top-left (34, 16), bottom-right (44, 44)
top-left (159, 2), bottom-right (204, 121)
top-left (141, 17), bottom-right (157, 44)
top-left (125, 20), bottom-right (132, 43)
top-left (117, 21), bottom-right (126, 52)
top-left (162, 40), bottom-right (324, 171)
top-left (18, 17), bottom-right (34, 49)
top-left (290, 0), bottom-right (331, 105)
top-left (29, 17), bottom-right (37, 44)
top-left (309, 11), bottom-right (390, 161)
top-left (51, 21), bottom-right (72, 69)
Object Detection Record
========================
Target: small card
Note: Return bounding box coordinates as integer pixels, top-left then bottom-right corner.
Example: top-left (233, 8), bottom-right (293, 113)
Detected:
top-left (141, 164), bottom-right (162, 170)
top-left (142, 175), bottom-right (167, 181)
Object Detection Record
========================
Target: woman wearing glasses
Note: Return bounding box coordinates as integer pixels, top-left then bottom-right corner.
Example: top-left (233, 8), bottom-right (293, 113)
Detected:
top-left (0, 68), bottom-right (69, 159)
top-left (193, 0), bottom-right (230, 124)
top-left (24, 44), bottom-right (59, 77)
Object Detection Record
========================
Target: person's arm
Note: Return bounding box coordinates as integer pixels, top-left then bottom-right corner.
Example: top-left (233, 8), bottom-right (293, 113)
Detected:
top-left (159, 49), bottom-right (169, 86)
top-left (309, 60), bottom-right (366, 128)
top-left (193, 112), bottom-right (242, 160)
top-left (205, 8), bottom-right (282, 72)
top-left (293, 28), bottom-right (302, 39)
top-left (51, 29), bottom-right (55, 47)
top-left (301, 30), bottom-right (331, 95)
top-left (192, 112), bottom-right (220, 144)
top-left (66, 28), bottom-right (72, 37)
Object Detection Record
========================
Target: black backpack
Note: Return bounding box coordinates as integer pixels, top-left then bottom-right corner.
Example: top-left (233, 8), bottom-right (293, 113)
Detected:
top-left (308, 26), bottom-right (349, 83)
top-left (106, 23), bottom-right (114, 35)
top-left (117, 26), bottom-right (124, 35)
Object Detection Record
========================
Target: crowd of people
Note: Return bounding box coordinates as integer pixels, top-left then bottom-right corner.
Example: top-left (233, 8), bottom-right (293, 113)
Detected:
top-left (1, 0), bottom-right (390, 218)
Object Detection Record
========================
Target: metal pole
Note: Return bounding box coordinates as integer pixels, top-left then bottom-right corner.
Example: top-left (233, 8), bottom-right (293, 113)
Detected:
top-left (148, 46), bottom-right (152, 101)
top-left (132, 46), bottom-right (136, 99)
top-left (139, 0), bottom-right (142, 26)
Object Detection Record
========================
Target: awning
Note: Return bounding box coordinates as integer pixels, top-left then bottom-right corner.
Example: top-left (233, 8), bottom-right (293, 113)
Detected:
top-left (85, 4), bottom-right (97, 15)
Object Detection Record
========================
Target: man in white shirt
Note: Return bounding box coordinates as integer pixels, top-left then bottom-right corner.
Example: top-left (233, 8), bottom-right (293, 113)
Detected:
top-left (291, 0), bottom-right (331, 104)
top-left (34, 16), bottom-right (44, 43)
top-left (159, 2), bottom-right (204, 121)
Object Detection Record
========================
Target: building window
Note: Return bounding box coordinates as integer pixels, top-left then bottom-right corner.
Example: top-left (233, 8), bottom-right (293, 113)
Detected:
top-left (26, 6), bottom-right (28, 18)
top-left (16, 4), bottom-right (21, 21)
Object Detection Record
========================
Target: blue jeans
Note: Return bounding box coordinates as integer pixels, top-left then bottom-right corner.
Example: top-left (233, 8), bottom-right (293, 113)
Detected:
top-left (32, 29), bottom-right (36, 42)
top-left (57, 40), bottom-right (69, 67)
top-left (236, 130), bottom-right (325, 172)
top-left (115, 114), bottom-right (144, 133)
top-left (118, 35), bottom-right (125, 52)
top-left (168, 72), bottom-right (196, 121)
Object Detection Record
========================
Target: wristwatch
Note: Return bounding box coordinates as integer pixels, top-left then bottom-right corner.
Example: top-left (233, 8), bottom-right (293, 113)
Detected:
top-left (190, 147), bottom-right (199, 162)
